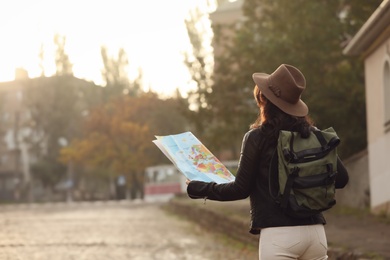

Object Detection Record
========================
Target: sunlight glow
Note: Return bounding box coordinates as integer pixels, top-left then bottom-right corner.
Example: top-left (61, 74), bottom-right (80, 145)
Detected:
top-left (0, 0), bottom-right (206, 97)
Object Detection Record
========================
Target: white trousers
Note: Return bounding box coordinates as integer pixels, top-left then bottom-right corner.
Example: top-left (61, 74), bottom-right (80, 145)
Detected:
top-left (259, 224), bottom-right (328, 260)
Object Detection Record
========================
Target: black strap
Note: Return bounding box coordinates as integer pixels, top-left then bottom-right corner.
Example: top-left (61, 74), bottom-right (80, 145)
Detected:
top-left (289, 131), bottom-right (295, 153)
top-left (313, 131), bottom-right (341, 151)
top-left (293, 165), bottom-right (335, 189)
top-left (313, 130), bottom-right (327, 146)
top-left (280, 167), bottom-right (299, 210)
top-left (269, 149), bottom-right (279, 199)
top-left (288, 130), bottom-right (328, 153)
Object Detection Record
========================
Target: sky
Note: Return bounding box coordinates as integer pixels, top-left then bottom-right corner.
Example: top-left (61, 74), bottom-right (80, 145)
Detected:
top-left (0, 0), bottom-right (211, 97)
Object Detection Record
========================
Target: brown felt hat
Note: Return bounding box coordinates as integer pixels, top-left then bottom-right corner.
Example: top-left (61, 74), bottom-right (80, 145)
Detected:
top-left (252, 64), bottom-right (308, 117)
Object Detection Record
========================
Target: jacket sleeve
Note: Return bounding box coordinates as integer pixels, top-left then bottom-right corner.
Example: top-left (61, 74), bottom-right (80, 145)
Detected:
top-left (187, 130), bottom-right (260, 201)
top-left (335, 157), bottom-right (349, 189)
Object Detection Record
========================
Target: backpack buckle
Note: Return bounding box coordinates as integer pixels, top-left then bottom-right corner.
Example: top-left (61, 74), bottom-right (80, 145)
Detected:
top-left (283, 149), bottom-right (293, 162)
top-left (290, 167), bottom-right (300, 176)
top-left (283, 149), bottom-right (298, 163)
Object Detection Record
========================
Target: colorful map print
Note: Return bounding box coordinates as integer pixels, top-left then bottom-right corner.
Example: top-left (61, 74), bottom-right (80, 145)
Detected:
top-left (153, 132), bottom-right (235, 184)
top-left (189, 144), bottom-right (234, 181)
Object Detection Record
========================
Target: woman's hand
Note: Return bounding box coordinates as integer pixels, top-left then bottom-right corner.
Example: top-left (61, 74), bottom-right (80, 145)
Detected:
top-left (186, 179), bottom-right (191, 185)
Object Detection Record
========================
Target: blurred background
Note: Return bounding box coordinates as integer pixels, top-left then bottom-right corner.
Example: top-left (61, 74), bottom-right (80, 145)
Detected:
top-left (0, 0), bottom-right (388, 217)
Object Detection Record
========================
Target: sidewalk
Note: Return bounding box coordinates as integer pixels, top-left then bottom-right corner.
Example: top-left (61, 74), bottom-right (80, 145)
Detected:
top-left (0, 201), bottom-right (260, 259)
top-left (323, 207), bottom-right (390, 259)
top-left (165, 197), bottom-right (390, 260)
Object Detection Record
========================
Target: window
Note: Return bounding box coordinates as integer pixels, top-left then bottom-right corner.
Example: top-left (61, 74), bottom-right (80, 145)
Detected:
top-left (384, 61), bottom-right (390, 132)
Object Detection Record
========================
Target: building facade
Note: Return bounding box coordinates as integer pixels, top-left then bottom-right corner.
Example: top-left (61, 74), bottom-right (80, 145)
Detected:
top-left (343, 0), bottom-right (390, 215)
top-left (0, 71), bottom-right (100, 202)
top-left (209, 0), bottom-right (244, 74)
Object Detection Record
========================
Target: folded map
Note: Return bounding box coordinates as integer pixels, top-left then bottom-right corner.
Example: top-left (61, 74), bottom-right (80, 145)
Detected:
top-left (153, 132), bottom-right (236, 184)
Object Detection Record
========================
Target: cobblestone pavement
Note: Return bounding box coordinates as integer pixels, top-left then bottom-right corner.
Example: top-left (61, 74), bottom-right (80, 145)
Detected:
top-left (0, 201), bottom-right (258, 260)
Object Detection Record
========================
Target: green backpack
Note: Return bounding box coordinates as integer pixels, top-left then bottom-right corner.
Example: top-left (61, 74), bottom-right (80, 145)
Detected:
top-left (269, 127), bottom-right (341, 218)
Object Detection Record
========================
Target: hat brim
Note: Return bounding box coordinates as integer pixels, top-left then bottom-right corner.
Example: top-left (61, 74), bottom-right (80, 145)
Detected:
top-left (252, 73), bottom-right (308, 117)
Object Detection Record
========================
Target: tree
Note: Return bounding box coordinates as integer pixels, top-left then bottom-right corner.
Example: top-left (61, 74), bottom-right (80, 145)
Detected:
top-left (100, 46), bottom-right (142, 100)
top-left (184, 2), bottom-right (215, 110)
top-left (24, 76), bottom-right (100, 193)
top-left (39, 43), bottom-right (45, 77)
top-left (59, 93), bottom-right (188, 199)
top-left (182, 1), bottom-right (217, 140)
top-left (205, 0), bottom-right (382, 158)
top-left (54, 34), bottom-right (73, 76)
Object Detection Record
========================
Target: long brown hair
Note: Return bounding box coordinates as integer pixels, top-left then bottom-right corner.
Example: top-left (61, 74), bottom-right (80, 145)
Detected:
top-left (250, 85), bottom-right (314, 139)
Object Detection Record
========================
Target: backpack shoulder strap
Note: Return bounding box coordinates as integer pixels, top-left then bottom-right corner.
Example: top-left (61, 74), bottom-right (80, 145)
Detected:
top-left (280, 167), bottom-right (299, 211)
top-left (268, 148), bottom-right (279, 199)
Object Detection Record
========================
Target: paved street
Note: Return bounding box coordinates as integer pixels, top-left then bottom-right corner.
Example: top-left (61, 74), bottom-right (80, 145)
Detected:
top-left (0, 201), bottom-right (257, 260)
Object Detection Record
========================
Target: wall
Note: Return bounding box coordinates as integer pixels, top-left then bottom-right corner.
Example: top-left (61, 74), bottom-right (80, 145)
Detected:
top-left (336, 150), bottom-right (370, 209)
top-left (364, 38), bottom-right (390, 215)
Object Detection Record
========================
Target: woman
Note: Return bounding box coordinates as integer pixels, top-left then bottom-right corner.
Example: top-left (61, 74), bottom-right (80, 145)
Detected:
top-left (186, 64), bottom-right (349, 259)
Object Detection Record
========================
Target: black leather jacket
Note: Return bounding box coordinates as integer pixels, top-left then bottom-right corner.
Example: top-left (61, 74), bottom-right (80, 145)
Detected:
top-left (187, 127), bottom-right (349, 234)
